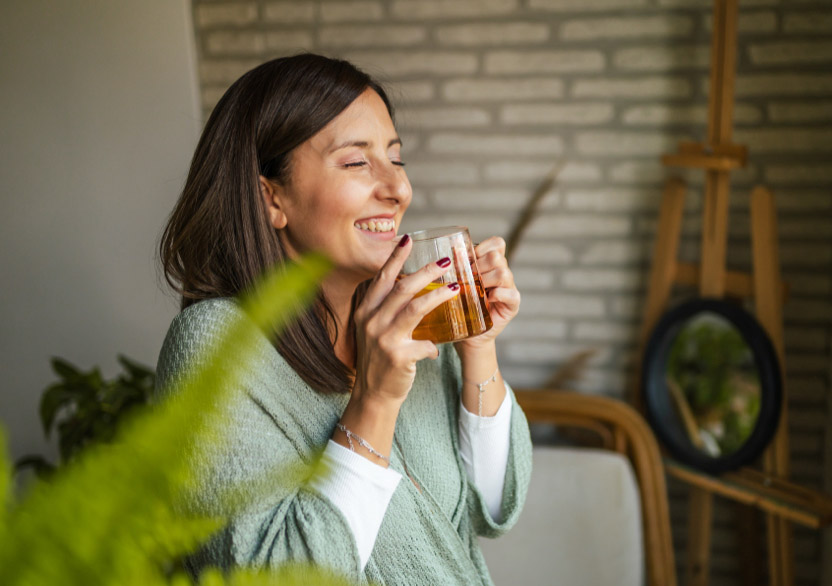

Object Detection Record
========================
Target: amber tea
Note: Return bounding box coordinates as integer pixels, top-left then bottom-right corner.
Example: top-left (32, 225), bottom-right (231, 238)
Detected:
top-left (400, 226), bottom-right (493, 345)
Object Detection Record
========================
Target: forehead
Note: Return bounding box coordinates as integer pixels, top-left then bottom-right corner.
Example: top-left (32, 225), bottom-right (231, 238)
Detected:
top-left (308, 89), bottom-right (396, 152)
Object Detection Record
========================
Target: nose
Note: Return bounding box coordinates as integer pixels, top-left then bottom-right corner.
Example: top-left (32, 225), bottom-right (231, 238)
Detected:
top-left (376, 163), bottom-right (412, 207)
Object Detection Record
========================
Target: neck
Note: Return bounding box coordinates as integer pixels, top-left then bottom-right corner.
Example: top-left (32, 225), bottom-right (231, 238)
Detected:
top-left (321, 271), bottom-right (365, 368)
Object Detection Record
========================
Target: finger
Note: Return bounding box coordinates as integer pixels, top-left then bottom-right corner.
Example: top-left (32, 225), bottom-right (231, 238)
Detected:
top-left (407, 339), bottom-right (441, 362)
top-left (362, 234), bottom-right (413, 310)
top-left (389, 280), bottom-right (461, 334)
top-left (372, 257), bottom-right (456, 326)
top-left (475, 249), bottom-right (507, 274)
top-left (479, 265), bottom-right (514, 290)
top-left (474, 236), bottom-right (506, 259)
top-left (486, 286), bottom-right (521, 314)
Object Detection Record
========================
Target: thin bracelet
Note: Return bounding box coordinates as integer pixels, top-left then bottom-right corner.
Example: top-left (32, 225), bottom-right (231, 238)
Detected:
top-left (335, 422), bottom-right (389, 463)
top-left (464, 367), bottom-right (499, 420)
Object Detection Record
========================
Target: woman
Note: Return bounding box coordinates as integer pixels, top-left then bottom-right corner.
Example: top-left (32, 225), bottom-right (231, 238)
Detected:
top-left (156, 53), bottom-right (531, 585)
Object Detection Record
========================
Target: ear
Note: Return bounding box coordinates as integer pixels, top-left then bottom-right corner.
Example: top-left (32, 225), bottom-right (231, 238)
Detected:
top-left (259, 175), bottom-right (288, 229)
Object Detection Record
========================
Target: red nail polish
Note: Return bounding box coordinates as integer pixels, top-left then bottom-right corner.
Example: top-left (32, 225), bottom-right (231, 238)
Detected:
top-left (398, 234), bottom-right (410, 247)
top-left (437, 257), bottom-right (451, 268)
top-left (448, 282), bottom-right (460, 291)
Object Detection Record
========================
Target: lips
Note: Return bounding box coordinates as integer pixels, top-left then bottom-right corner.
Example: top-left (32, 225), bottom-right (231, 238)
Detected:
top-left (354, 218), bottom-right (395, 232)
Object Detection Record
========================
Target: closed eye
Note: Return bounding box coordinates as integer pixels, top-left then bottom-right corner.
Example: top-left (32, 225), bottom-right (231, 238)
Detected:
top-left (343, 161), bottom-right (367, 168)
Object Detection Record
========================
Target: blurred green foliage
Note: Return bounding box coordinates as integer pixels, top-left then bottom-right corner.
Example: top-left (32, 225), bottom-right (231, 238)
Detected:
top-left (0, 254), bottom-right (357, 586)
top-left (667, 315), bottom-right (761, 455)
top-left (15, 355), bottom-right (156, 478)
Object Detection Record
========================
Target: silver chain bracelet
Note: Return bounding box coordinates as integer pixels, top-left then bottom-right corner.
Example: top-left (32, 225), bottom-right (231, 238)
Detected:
top-left (335, 422), bottom-right (389, 463)
top-left (465, 367), bottom-right (499, 422)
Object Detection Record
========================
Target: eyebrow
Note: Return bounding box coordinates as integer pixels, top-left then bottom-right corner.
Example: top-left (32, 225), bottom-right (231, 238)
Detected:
top-left (328, 138), bottom-right (402, 154)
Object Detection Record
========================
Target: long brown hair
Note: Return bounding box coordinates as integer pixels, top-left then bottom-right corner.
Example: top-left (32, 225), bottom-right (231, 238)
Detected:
top-left (160, 53), bottom-right (393, 394)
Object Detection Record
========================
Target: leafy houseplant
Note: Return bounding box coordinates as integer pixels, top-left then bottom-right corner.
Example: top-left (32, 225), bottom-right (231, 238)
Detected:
top-left (16, 355), bottom-right (156, 478)
top-left (0, 254), bottom-right (357, 586)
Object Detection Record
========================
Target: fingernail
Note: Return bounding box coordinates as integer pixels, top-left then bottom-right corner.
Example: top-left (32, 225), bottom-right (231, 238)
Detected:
top-left (448, 282), bottom-right (460, 291)
top-left (437, 257), bottom-right (451, 268)
top-left (398, 234), bottom-right (410, 248)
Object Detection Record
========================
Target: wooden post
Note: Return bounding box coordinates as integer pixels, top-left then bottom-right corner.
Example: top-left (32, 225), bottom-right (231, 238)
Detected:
top-left (751, 185), bottom-right (794, 586)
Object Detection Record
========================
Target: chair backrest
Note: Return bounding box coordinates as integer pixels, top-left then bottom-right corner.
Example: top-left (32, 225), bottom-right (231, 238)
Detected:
top-left (481, 390), bottom-right (677, 586)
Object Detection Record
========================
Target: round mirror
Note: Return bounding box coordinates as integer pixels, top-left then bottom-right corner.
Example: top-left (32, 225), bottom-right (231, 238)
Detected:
top-left (641, 298), bottom-right (782, 474)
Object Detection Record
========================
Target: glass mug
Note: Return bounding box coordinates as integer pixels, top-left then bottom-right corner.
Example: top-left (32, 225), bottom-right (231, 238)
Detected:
top-left (400, 226), bottom-right (493, 344)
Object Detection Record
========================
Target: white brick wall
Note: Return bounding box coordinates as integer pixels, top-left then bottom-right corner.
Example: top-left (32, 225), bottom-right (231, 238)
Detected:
top-left (189, 1), bottom-right (832, 583)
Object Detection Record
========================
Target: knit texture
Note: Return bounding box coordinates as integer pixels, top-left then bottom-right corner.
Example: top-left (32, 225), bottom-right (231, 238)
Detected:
top-left (155, 298), bottom-right (533, 585)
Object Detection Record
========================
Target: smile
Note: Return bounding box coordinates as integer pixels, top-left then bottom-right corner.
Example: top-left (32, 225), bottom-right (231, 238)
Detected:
top-left (354, 219), bottom-right (395, 233)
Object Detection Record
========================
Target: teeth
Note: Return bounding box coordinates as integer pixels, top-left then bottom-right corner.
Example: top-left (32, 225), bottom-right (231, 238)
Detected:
top-left (355, 219), bottom-right (394, 233)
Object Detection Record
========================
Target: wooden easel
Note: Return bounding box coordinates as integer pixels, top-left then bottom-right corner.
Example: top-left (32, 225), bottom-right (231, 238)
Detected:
top-left (632, 0), bottom-right (796, 583)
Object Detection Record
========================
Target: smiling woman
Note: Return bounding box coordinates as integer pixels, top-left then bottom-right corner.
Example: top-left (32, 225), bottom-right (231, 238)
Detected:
top-left (156, 53), bottom-right (531, 586)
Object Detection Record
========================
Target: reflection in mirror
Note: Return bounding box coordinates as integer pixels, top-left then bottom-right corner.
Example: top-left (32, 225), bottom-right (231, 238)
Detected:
top-left (664, 312), bottom-right (761, 459)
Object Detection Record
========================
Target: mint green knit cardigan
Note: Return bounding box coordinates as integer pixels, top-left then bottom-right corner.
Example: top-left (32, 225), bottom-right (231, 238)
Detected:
top-left (156, 298), bottom-right (532, 585)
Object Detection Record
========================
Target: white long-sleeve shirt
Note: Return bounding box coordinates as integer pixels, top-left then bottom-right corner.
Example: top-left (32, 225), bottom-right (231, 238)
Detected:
top-left (309, 392), bottom-right (512, 570)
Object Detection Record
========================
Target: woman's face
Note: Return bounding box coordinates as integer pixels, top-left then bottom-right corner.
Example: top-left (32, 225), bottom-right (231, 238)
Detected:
top-left (269, 89), bottom-right (412, 284)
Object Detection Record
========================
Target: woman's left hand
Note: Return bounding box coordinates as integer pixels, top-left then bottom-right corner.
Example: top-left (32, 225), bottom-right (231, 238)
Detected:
top-left (455, 236), bottom-right (520, 351)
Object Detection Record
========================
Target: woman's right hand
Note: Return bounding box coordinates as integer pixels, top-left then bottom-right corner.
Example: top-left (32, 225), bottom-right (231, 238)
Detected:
top-left (334, 234), bottom-right (460, 465)
top-left (350, 234), bottom-right (460, 408)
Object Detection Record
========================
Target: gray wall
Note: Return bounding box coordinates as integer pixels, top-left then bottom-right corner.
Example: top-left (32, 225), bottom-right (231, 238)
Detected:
top-left (0, 0), bottom-right (200, 463)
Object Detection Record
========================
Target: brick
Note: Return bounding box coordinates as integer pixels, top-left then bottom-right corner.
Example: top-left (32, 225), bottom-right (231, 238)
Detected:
top-left (442, 77), bottom-right (564, 101)
top-left (735, 74), bottom-right (832, 97)
top-left (750, 41), bottom-right (832, 66)
top-left (428, 133), bottom-right (564, 156)
top-left (785, 300), bottom-right (832, 322)
top-left (201, 86), bottom-right (227, 110)
top-left (505, 340), bottom-right (608, 364)
top-left (614, 46), bottom-right (710, 71)
top-left (402, 161), bottom-right (478, 185)
top-left (265, 31), bottom-right (315, 52)
top-left (786, 272), bottom-right (832, 296)
top-left (780, 243), bottom-right (832, 267)
top-left (321, 1), bottom-right (383, 23)
top-left (768, 101), bottom-right (832, 123)
top-left (776, 190), bottom-right (832, 211)
top-left (530, 0), bottom-right (646, 11)
top-left (784, 12), bottom-right (832, 34)
top-left (733, 129), bottom-right (832, 153)
top-left (400, 213), bottom-right (509, 240)
top-left (573, 322), bottom-right (638, 343)
top-left (785, 327), bottom-right (829, 351)
top-left (432, 187), bottom-right (531, 210)
top-left (704, 10), bottom-right (777, 33)
top-left (778, 217), bottom-right (832, 241)
top-left (484, 161), bottom-right (608, 184)
top-left (501, 103), bottom-right (613, 125)
top-left (436, 23), bottom-right (549, 46)
top-left (485, 50), bottom-right (605, 75)
top-left (391, 0), bottom-right (518, 20)
top-left (608, 161), bottom-right (666, 184)
top-left (576, 131), bottom-right (681, 157)
top-left (205, 31), bottom-right (264, 55)
top-left (499, 318), bottom-right (568, 340)
top-left (386, 81), bottom-right (435, 104)
top-left (510, 241), bottom-right (574, 265)
top-left (195, 3), bottom-right (258, 27)
top-left (579, 240), bottom-right (651, 265)
top-left (199, 59), bottom-right (261, 85)
top-left (526, 214), bottom-right (631, 238)
top-left (345, 51), bottom-right (477, 77)
top-left (262, 2), bottom-right (316, 23)
top-left (408, 188), bottom-right (429, 210)
top-left (516, 294), bottom-right (606, 317)
top-left (562, 268), bottom-right (643, 291)
top-left (565, 188), bottom-right (663, 212)
top-left (319, 25), bottom-right (426, 48)
top-left (561, 15), bottom-right (693, 41)
top-left (610, 296), bottom-right (639, 319)
top-left (512, 267), bottom-right (557, 290)
top-left (622, 104), bottom-right (761, 125)
top-left (573, 77), bottom-right (691, 100)
top-left (397, 106), bottom-right (490, 129)
top-left (765, 164), bottom-right (832, 184)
